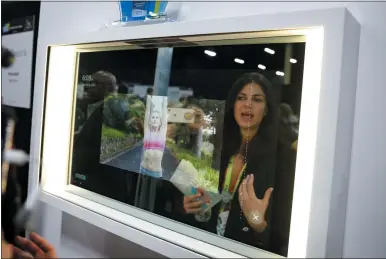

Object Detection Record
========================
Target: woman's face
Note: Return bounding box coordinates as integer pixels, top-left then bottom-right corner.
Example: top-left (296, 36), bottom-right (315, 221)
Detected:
top-left (233, 83), bottom-right (267, 130)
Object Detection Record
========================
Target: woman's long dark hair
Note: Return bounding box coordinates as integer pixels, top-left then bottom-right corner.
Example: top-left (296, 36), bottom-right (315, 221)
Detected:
top-left (219, 72), bottom-right (279, 196)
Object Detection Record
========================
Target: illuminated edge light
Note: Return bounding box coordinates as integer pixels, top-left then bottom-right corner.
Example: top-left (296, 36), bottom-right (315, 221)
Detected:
top-left (234, 58), bottom-right (244, 64)
top-left (276, 71), bottom-right (284, 76)
top-left (41, 46), bottom-right (76, 192)
top-left (257, 64), bottom-right (266, 70)
top-left (287, 27), bottom-right (324, 258)
top-left (264, 47), bottom-right (275, 54)
top-left (290, 58), bottom-right (298, 64)
top-left (204, 50), bottom-right (216, 57)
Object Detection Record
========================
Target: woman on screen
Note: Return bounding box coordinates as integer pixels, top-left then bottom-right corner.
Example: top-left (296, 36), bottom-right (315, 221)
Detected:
top-left (182, 72), bottom-right (281, 249)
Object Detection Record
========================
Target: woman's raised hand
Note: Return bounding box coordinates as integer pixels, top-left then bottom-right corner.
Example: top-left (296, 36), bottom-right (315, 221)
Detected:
top-left (238, 174), bottom-right (273, 233)
top-left (183, 188), bottom-right (210, 214)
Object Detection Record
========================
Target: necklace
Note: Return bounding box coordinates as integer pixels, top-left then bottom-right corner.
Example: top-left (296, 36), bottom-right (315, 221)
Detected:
top-left (239, 83), bottom-right (252, 227)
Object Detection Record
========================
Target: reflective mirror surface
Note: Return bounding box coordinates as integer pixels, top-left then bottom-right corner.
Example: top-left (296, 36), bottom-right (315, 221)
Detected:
top-left (70, 38), bottom-right (305, 257)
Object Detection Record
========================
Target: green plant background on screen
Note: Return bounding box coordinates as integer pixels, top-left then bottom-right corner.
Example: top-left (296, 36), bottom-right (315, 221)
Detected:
top-left (100, 94), bottom-right (145, 161)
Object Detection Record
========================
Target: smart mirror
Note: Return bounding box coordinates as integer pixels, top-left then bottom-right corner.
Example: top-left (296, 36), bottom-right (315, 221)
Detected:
top-left (69, 35), bottom-right (305, 257)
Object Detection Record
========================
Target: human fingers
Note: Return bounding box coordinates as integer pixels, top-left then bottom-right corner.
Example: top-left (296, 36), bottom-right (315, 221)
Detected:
top-left (183, 194), bottom-right (204, 213)
top-left (239, 175), bottom-right (250, 201)
top-left (15, 236), bottom-right (43, 257)
top-left (246, 174), bottom-right (257, 200)
top-left (196, 187), bottom-right (206, 195)
top-left (262, 187), bottom-right (274, 206)
top-left (184, 193), bottom-right (201, 204)
top-left (12, 245), bottom-right (33, 259)
top-left (185, 200), bottom-right (203, 210)
top-left (185, 207), bottom-right (203, 214)
top-left (29, 232), bottom-right (55, 254)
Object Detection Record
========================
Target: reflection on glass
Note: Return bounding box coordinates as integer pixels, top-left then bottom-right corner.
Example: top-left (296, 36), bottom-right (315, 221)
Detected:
top-left (70, 41), bottom-right (305, 257)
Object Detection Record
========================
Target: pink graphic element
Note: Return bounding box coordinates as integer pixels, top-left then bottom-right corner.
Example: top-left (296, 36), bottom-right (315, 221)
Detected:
top-left (143, 141), bottom-right (165, 151)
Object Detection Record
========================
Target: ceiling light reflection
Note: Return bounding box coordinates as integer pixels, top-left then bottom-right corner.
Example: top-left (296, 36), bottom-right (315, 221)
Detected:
top-left (234, 58), bottom-right (244, 64)
top-left (264, 48), bottom-right (275, 55)
top-left (204, 50), bottom-right (216, 57)
top-left (258, 64), bottom-right (266, 70)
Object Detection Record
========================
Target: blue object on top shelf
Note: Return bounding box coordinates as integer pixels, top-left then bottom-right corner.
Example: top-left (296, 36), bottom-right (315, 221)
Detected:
top-left (119, 1), bottom-right (148, 21)
top-left (119, 1), bottom-right (168, 22)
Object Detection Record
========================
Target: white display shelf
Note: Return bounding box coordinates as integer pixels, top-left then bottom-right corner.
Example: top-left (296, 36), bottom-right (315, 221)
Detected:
top-left (30, 7), bottom-right (361, 258)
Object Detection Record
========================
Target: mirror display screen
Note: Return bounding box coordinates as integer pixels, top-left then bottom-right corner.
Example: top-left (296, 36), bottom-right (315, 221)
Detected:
top-left (71, 39), bottom-right (305, 256)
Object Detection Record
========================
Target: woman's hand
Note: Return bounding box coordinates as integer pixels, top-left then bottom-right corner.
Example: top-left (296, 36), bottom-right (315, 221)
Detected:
top-left (238, 174), bottom-right (273, 233)
top-left (183, 188), bottom-right (210, 214)
top-left (12, 232), bottom-right (57, 259)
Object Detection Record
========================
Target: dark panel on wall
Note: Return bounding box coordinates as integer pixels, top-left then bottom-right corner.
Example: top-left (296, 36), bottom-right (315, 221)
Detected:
top-left (1, 1), bottom-right (41, 240)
